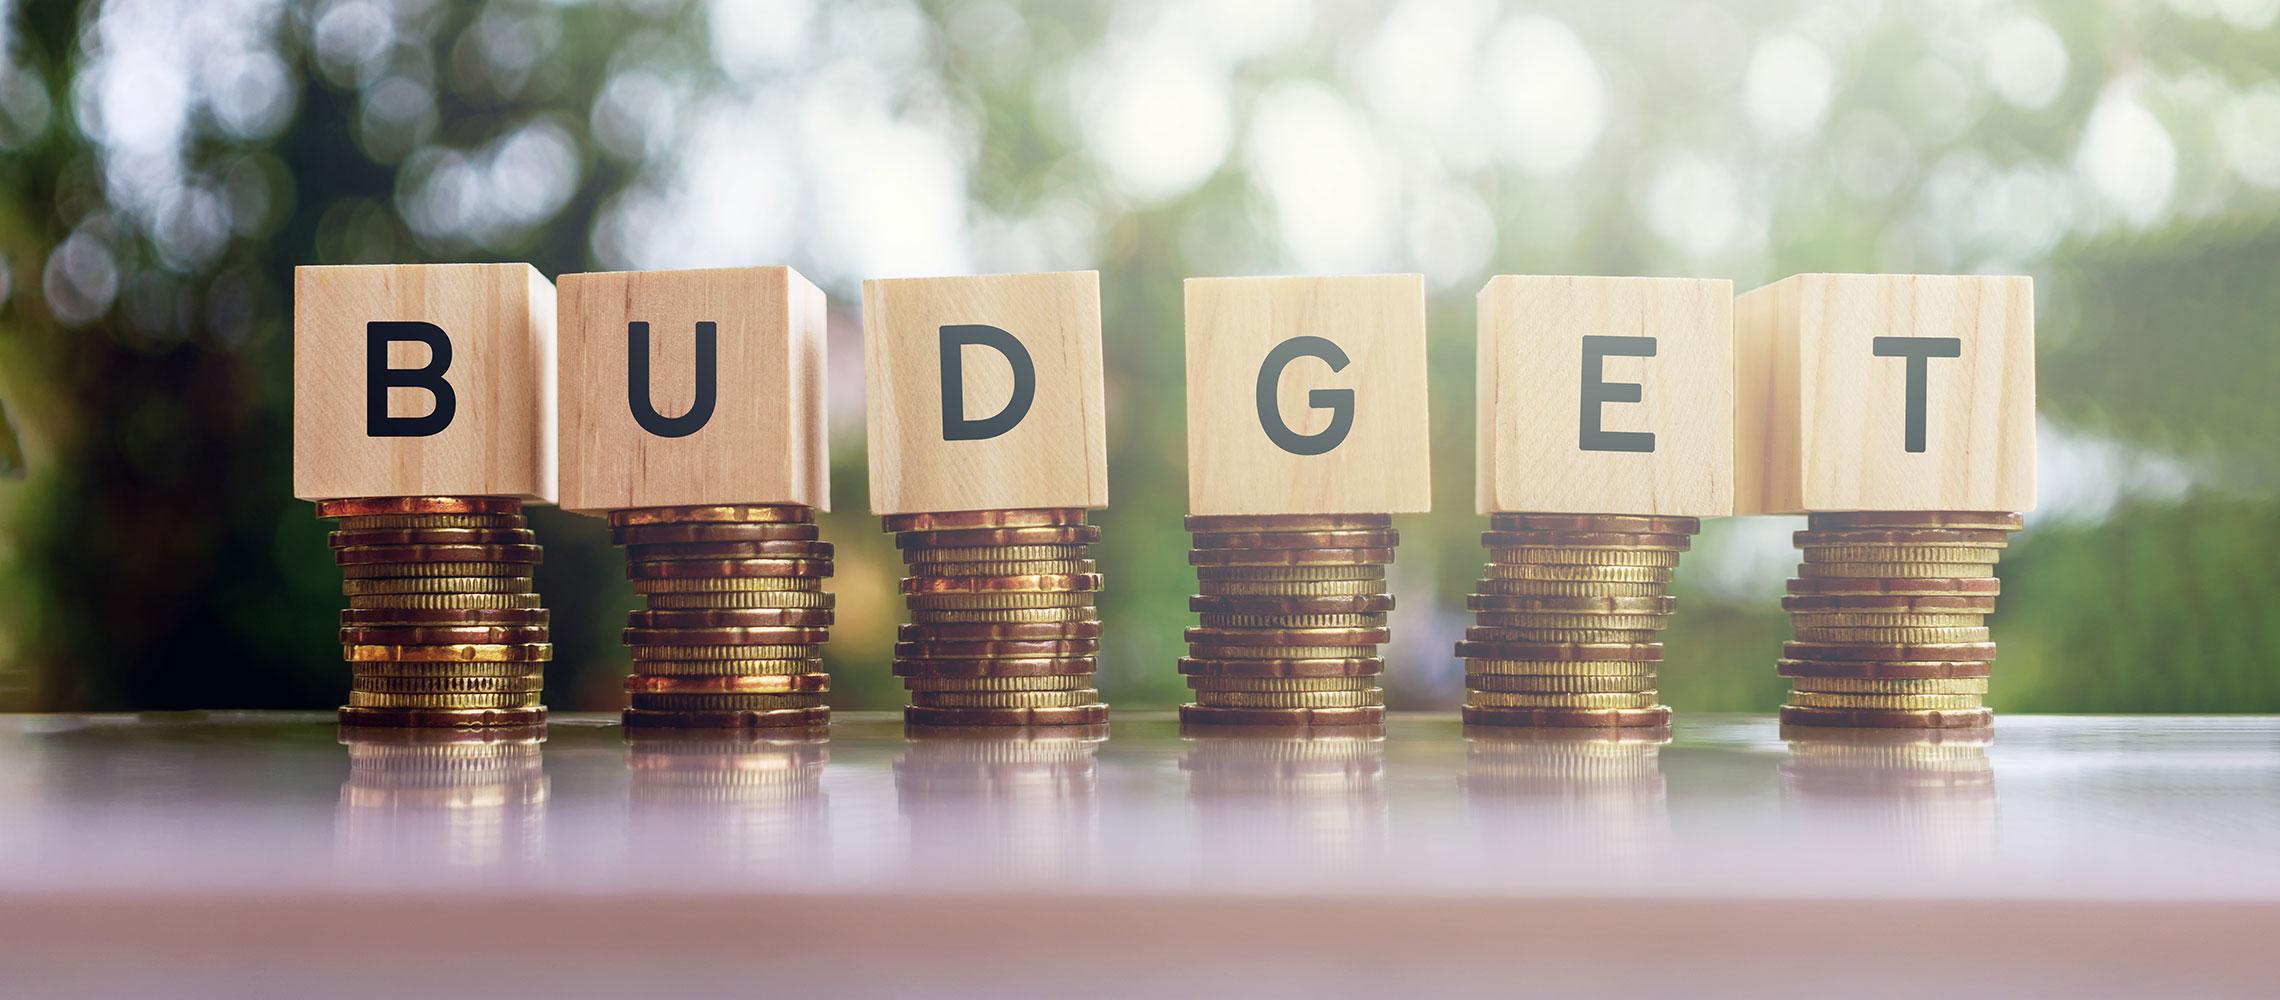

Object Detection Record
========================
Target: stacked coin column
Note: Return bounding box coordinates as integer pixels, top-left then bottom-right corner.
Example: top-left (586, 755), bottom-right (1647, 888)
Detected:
top-left (613, 505), bottom-right (834, 729)
top-left (1179, 514), bottom-right (1395, 727)
top-left (324, 496), bottom-right (550, 728)
top-left (1457, 513), bottom-right (1700, 728)
top-left (1777, 511), bottom-right (2022, 729)
top-left (889, 508), bottom-right (1108, 727)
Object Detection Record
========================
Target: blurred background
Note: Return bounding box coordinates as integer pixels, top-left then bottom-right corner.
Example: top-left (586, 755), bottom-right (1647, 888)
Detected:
top-left (0, 0), bottom-right (2274, 714)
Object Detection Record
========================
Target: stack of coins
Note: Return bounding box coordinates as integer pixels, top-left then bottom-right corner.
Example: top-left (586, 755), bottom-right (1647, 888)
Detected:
top-left (1457, 513), bottom-right (1700, 728)
top-left (1180, 514), bottom-right (1395, 727)
top-left (889, 508), bottom-right (1107, 726)
top-left (1778, 511), bottom-right (2022, 729)
top-left (613, 504), bottom-right (834, 728)
top-left (323, 496), bottom-right (549, 728)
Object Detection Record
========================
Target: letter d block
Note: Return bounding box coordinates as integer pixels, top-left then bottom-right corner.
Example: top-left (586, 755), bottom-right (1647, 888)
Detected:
top-left (1185, 275), bottom-right (1430, 515)
top-left (1477, 276), bottom-right (1733, 517)
top-left (862, 271), bottom-right (1107, 514)
top-left (556, 267), bottom-right (828, 515)
top-left (1735, 274), bottom-right (2035, 514)
top-left (292, 264), bottom-right (556, 502)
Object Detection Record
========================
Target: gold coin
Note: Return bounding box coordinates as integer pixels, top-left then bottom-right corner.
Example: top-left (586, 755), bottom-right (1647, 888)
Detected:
top-left (1194, 565), bottom-right (1388, 582)
top-left (340, 561), bottom-right (533, 578)
top-left (350, 661), bottom-right (545, 678)
top-left (343, 576), bottom-right (533, 596)
top-left (1183, 676), bottom-right (1378, 693)
top-left (631, 577), bottom-right (826, 594)
top-left (901, 545), bottom-right (1091, 563)
top-left (905, 592), bottom-right (1098, 610)
top-left (332, 513), bottom-right (525, 530)
top-left (1482, 563), bottom-right (1673, 583)
top-left (1463, 659), bottom-right (1660, 677)
top-left (1789, 677), bottom-right (1990, 695)
top-left (1465, 691), bottom-right (1657, 709)
top-left (1797, 563), bottom-right (1996, 579)
top-left (344, 643), bottom-right (552, 662)
top-left (905, 559), bottom-right (1097, 577)
top-left (908, 689), bottom-right (1102, 709)
top-left (1792, 626), bottom-right (1992, 643)
top-left (631, 658), bottom-right (822, 676)
top-left (1195, 579), bottom-right (1386, 597)
top-left (1193, 688), bottom-right (1383, 709)
top-left (899, 574), bottom-right (1102, 595)
top-left (1786, 612), bottom-right (1987, 628)
top-left (1468, 613), bottom-right (1670, 631)
top-left (1789, 691), bottom-right (1984, 711)
top-left (354, 674), bottom-right (545, 694)
top-left (900, 675), bottom-right (1093, 693)
top-left (1194, 613), bottom-right (1388, 629)
top-left (641, 590), bottom-right (835, 609)
top-left (346, 691), bottom-right (541, 709)
top-left (629, 645), bottom-right (820, 661)
top-left (1467, 674), bottom-right (1658, 694)
top-left (1466, 627), bottom-right (1660, 644)
top-left (1185, 644), bottom-right (1381, 659)
top-left (348, 593), bottom-right (544, 610)
top-left (909, 606), bottom-right (1098, 624)
top-left (1488, 548), bottom-right (1682, 567)
top-left (627, 692), bottom-right (825, 710)
top-left (1802, 545), bottom-right (2003, 564)
top-left (1471, 579), bottom-right (1666, 597)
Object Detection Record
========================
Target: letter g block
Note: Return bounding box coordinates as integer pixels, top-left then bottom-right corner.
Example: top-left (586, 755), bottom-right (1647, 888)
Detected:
top-left (1184, 275), bottom-right (1430, 516)
top-left (556, 266), bottom-right (828, 515)
top-left (293, 263), bottom-right (557, 503)
top-left (862, 271), bottom-right (1107, 515)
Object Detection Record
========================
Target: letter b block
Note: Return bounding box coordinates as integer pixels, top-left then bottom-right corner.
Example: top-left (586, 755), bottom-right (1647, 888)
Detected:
top-left (862, 271), bottom-right (1107, 514)
top-left (1477, 276), bottom-right (1733, 516)
top-left (1735, 274), bottom-right (2035, 514)
top-left (293, 264), bottom-right (557, 502)
top-left (1184, 275), bottom-right (1430, 515)
top-left (556, 267), bottom-right (828, 514)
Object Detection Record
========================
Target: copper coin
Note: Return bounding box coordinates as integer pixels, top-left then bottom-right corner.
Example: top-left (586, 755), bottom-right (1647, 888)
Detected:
top-left (330, 527), bottom-right (537, 548)
top-left (1479, 530), bottom-right (1692, 550)
top-left (893, 639), bottom-right (1101, 658)
top-left (339, 625), bottom-right (549, 645)
top-left (1796, 563), bottom-right (1996, 580)
top-left (1780, 593), bottom-right (1999, 613)
top-left (894, 525), bottom-right (1102, 548)
top-left (1188, 594), bottom-right (1395, 615)
top-left (607, 504), bottom-right (813, 527)
top-left (1488, 513), bottom-right (1701, 535)
top-left (1182, 626), bottom-right (1392, 646)
top-left (626, 674), bottom-right (831, 694)
top-left (1778, 705), bottom-right (1994, 729)
top-left (337, 705), bottom-right (547, 727)
top-left (317, 497), bottom-right (521, 518)
top-left (883, 509), bottom-right (1087, 532)
top-left (1777, 658), bottom-right (1995, 680)
top-left (1183, 513), bottom-right (1391, 532)
top-left (1460, 705), bottom-right (1672, 728)
top-left (625, 539), bottom-right (835, 562)
top-left (335, 544), bottom-right (543, 565)
top-left (610, 522), bottom-right (821, 545)
top-left (893, 656), bottom-right (1097, 678)
top-left (1177, 704), bottom-right (1384, 726)
top-left (345, 643), bottom-right (551, 662)
top-left (1805, 511), bottom-right (2022, 531)
top-left (901, 573), bottom-right (1102, 594)
top-left (1187, 529), bottom-right (1400, 549)
top-left (1793, 527), bottom-right (2013, 547)
top-left (1189, 547), bottom-right (1394, 567)
top-left (1463, 594), bottom-right (1675, 614)
top-left (340, 608), bottom-right (550, 626)
top-left (1177, 657), bottom-right (1383, 678)
top-left (1456, 641), bottom-right (1661, 661)
top-left (897, 621), bottom-right (1103, 641)
top-left (628, 558), bottom-right (833, 580)
top-left (1787, 577), bottom-right (2000, 596)
top-left (622, 706), bottom-right (831, 728)
top-left (903, 703), bottom-right (1107, 726)
top-left (622, 626), bottom-right (830, 646)
top-left (627, 608), bottom-right (835, 628)
top-left (1783, 641), bottom-right (1997, 662)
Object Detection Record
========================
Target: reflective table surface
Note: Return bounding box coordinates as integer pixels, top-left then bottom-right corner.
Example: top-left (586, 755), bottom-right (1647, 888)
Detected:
top-left (2, 712), bottom-right (2275, 997)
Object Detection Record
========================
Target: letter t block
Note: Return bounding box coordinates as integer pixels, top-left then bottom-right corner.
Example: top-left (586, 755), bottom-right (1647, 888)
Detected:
top-left (862, 271), bottom-right (1107, 515)
top-left (292, 263), bottom-right (557, 502)
top-left (1734, 274), bottom-right (2035, 514)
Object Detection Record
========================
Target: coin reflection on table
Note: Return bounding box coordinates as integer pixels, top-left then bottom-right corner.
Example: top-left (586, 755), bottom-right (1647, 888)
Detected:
top-left (625, 727), bottom-right (829, 873)
top-left (1181, 721), bottom-right (1387, 874)
top-left (1461, 725), bottom-right (1671, 867)
top-left (335, 724), bottom-right (548, 870)
top-left (1780, 725), bottom-right (1998, 861)
top-left (897, 723), bottom-right (1106, 880)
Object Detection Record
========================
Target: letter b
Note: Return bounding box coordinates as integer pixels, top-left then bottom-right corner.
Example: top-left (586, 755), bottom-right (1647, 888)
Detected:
top-left (365, 321), bottom-right (456, 437)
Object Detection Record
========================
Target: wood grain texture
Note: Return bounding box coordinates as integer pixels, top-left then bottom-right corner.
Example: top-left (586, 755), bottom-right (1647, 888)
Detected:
top-left (1476, 275), bottom-right (1733, 517)
top-left (292, 264), bottom-right (556, 503)
top-left (1184, 275), bottom-right (1431, 515)
top-left (862, 271), bottom-right (1107, 515)
top-left (557, 266), bottom-right (828, 515)
top-left (1735, 274), bottom-right (2036, 514)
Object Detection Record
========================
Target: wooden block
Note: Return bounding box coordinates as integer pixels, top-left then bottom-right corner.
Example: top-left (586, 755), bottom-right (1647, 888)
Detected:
top-left (1735, 274), bottom-right (2035, 514)
top-left (293, 264), bottom-right (556, 503)
top-left (862, 271), bottom-right (1107, 514)
top-left (1475, 275), bottom-right (1733, 517)
top-left (1184, 275), bottom-right (1431, 515)
top-left (556, 267), bottom-right (828, 515)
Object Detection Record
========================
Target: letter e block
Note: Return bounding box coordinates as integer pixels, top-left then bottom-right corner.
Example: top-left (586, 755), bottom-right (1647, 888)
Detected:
top-left (1185, 275), bottom-right (1431, 516)
top-left (862, 271), bottom-right (1107, 514)
top-left (293, 264), bottom-right (556, 502)
top-left (556, 267), bottom-right (828, 515)
top-left (1476, 275), bottom-right (1733, 517)
top-left (1734, 274), bottom-right (2035, 514)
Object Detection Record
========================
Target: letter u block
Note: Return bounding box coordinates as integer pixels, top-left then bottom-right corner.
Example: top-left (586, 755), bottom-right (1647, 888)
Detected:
top-left (1734, 274), bottom-right (2035, 514)
top-left (861, 271), bottom-right (1107, 514)
top-left (1476, 275), bottom-right (1733, 516)
top-left (292, 263), bottom-right (557, 502)
top-left (556, 267), bottom-right (828, 514)
top-left (1184, 275), bottom-right (1430, 515)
